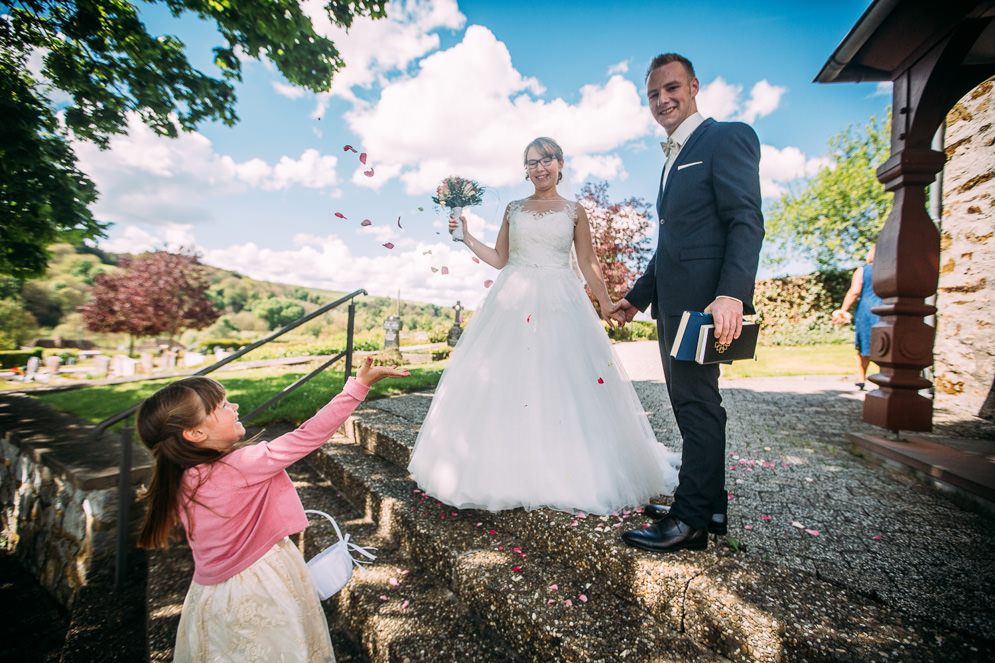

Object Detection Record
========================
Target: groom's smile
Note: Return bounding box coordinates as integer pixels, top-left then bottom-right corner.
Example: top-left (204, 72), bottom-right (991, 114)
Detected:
top-left (646, 61), bottom-right (699, 135)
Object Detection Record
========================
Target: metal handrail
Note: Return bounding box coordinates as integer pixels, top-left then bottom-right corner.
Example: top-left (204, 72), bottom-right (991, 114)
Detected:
top-left (109, 287), bottom-right (367, 587)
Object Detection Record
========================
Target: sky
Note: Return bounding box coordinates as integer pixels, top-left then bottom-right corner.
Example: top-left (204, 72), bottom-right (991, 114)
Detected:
top-left (71, 0), bottom-right (891, 310)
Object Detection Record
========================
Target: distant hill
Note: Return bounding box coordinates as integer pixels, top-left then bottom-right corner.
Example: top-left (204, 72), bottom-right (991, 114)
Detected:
top-left (1, 245), bottom-right (459, 350)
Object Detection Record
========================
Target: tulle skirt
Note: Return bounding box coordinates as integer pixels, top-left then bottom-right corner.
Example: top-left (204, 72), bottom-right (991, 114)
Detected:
top-left (408, 263), bottom-right (680, 515)
top-left (174, 538), bottom-right (335, 663)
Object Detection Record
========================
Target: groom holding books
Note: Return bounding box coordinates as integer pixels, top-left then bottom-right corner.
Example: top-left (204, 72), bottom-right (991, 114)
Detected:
top-left (612, 53), bottom-right (765, 553)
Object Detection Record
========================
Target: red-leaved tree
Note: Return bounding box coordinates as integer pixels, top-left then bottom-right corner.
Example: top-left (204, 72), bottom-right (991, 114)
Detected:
top-left (79, 249), bottom-right (220, 354)
top-left (577, 182), bottom-right (654, 324)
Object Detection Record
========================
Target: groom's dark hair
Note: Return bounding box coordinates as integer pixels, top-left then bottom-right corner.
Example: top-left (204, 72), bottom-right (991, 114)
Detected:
top-left (646, 53), bottom-right (695, 83)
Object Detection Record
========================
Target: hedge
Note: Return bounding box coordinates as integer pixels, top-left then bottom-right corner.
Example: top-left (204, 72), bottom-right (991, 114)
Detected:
top-left (0, 348), bottom-right (44, 370)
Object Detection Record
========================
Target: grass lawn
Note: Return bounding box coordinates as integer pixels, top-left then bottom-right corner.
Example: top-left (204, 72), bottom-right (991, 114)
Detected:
top-left (29, 344), bottom-right (863, 428)
top-left (32, 360), bottom-right (448, 429)
top-left (720, 343), bottom-right (867, 379)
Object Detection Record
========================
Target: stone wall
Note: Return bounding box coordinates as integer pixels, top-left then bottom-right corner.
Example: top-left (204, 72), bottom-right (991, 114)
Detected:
top-left (934, 79), bottom-right (995, 420)
top-left (0, 393), bottom-right (152, 609)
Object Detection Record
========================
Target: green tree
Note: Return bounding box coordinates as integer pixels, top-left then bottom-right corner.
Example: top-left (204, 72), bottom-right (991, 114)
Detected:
top-left (252, 297), bottom-right (305, 330)
top-left (0, 298), bottom-right (39, 349)
top-left (765, 114), bottom-right (892, 270)
top-left (0, 0), bottom-right (387, 278)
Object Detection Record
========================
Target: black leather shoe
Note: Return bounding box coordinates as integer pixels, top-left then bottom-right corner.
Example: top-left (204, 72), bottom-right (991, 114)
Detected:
top-left (642, 504), bottom-right (727, 535)
top-left (621, 515), bottom-right (708, 553)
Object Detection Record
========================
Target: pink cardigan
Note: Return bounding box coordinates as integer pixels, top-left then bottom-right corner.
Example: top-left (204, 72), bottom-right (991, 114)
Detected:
top-left (178, 377), bottom-right (369, 585)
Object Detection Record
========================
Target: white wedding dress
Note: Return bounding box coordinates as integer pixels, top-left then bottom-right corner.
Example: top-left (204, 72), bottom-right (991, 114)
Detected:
top-left (407, 198), bottom-right (679, 514)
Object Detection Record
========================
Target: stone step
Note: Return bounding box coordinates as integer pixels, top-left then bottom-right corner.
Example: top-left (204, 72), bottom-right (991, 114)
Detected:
top-left (338, 405), bottom-right (961, 663)
top-left (146, 461), bottom-right (510, 663)
top-left (295, 461), bottom-right (515, 663)
top-left (308, 434), bottom-right (726, 663)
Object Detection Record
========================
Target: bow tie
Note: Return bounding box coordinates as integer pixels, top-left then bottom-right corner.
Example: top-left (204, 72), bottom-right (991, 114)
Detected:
top-left (660, 138), bottom-right (679, 158)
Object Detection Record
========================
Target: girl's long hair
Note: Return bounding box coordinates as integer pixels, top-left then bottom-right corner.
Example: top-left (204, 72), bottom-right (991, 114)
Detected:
top-left (136, 376), bottom-right (227, 549)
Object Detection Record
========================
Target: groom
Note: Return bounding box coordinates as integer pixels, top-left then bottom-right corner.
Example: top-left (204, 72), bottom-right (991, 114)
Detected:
top-left (612, 53), bottom-right (764, 553)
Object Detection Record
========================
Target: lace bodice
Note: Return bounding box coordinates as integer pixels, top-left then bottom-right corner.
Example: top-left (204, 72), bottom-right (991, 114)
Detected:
top-left (506, 198), bottom-right (577, 268)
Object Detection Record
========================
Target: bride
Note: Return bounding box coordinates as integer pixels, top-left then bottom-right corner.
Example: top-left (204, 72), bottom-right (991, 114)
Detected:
top-left (407, 137), bottom-right (679, 515)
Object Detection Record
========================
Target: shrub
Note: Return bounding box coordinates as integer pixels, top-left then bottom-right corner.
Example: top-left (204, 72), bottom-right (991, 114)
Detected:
top-left (194, 338), bottom-right (245, 352)
top-left (0, 348), bottom-right (43, 370)
top-left (428, 325), bottom-right (451, 344)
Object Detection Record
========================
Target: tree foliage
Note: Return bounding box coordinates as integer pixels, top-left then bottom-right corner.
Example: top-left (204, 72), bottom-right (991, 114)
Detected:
top-left (0, 0), bottom-right (388, 277)
top-left (577, 181), bottom-right (655, 309)
top-left (252, 297), bottom-right (306, 330)
top-left (79, 248), bottom-right (220, 351)
top-left (765, 114), bottom-right (892, 270)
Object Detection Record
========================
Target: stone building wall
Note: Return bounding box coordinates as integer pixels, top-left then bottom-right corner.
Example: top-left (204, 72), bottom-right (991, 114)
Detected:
top-left (934, 79), bottom-right (995, 420)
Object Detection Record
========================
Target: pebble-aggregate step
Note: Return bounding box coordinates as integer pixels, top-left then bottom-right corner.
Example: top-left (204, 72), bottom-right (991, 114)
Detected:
top-left (309, 433), bottom-right (727, 663)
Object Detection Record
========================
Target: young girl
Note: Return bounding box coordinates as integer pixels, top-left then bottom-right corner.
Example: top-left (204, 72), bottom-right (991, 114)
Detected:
top-left (137, 357), bottom-right (409, 663)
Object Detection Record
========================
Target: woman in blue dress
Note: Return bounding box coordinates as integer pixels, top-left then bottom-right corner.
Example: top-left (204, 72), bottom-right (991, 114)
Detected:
top-left (833, 247), bottom-right (882, 390)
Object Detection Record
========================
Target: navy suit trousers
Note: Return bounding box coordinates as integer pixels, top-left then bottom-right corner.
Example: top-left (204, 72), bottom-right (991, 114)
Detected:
top-left (658, 314), bottom-right (727, 530)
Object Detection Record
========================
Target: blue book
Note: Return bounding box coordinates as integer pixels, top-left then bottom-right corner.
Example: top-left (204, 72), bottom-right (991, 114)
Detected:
top-left (670, 311), bottom-right (759, 364)
top-left (670, 311), bottom-right (712, 361)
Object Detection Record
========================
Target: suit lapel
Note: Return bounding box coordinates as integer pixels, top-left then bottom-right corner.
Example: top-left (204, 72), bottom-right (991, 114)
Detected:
top-left (659, 118), bottom-right (715, 206)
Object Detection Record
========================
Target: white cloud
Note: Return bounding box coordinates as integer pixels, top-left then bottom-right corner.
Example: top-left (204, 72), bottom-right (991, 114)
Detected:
top-left (607, 61), bottom-right (629, 76)
top-left (73, 114), bottom-right (340, 225)
top-left (696, 77), bottom-right (786, 124)
top-left (872, 81), bottom-right (892, 98)
top-left (570, 154), bottom-right (626, 183)
top-left (759, 144), bottom-right (832, 199)
top-left (272, 81), bottom-right (307, 99)
top-left (344, 27), bottom-right (650, 194)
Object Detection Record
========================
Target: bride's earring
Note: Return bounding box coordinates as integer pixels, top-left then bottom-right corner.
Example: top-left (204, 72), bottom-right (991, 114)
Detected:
top-left (525, 172), bottom-right (530, 181)
top-left (557, 172), bottom-right (563, 183)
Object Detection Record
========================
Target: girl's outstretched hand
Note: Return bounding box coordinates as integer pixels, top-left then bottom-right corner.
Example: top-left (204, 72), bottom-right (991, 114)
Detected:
top-left (356, 356), bottom-right (411, 386)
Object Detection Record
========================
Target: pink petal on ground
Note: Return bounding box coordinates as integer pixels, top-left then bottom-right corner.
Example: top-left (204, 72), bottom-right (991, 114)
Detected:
top-left (570, 520), bottom-right (579, 526)
top-left (335, 212), bottom-right (346, 219)
top-left (441, 266), bottom-right (449, 275)
top-left (730, 466), bottom-right (738, 471)
top-left (489, 530), bottom-right (497, 535)
top-left (389, 578), bottom-right (399, 586)
top-left (397, 569), bottom-right (409, 574)
top-left (379, 595), bottom-right (388, 601)
top-left (472, 257), bottom-right (480, 263)
top-left (547, 599), bottom-right (555, 604)
top-left (364, 167), bottom-right (375, 177)
top-left (521, 553), bottom-right (528, 557)
top-left (744, 525), bottom-right (753, 530)
top-left (791, 521), bottom-right (804, 528)
top-left (564, 599), bottom-right (573, 606)
top-left (760, 515), bottom-right (771, 521)
top-left (382, 242), bottom-right (394, 249)
top-left (597, 377), bottom-right (604, 384)
top-left (361, 219), bottom-right (372, 226)
top-left (360, 152), bottom-right (368, 164)
top-left (476, 522), bottom-right (482, 527)
top-left (549, 584), bottom-right (558, 591)
top-left (805, 529), bottom-right (820, 536)
top-left (872, 536), bottom-right (882, 541)
top-left (452, 512), bottom-right (458, 516)
top-left (497, 546), bottom-right (503, 550)
top-left (579, 594), bottom-right (588, 603)
top-left (484, 280), bottom-right (493, 288)
top-left (401, 600), bottom-right (409, 609)
top-left (513, 547), bottom-right (521, 553)
top-left (344, 145), bottom-right (357, 152)
top-left (512, 566), bottom-right (521, 572)
top-left (728, 494), bottom-right (734, 499)
top-left (576, 513), bottom-right (587, 519)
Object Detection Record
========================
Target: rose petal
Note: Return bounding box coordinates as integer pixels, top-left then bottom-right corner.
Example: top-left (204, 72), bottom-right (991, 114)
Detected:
top-left (379, 595), bottom-right (388, 601)
top-left (513, 547), bottom-right (521, 553)
top-left (489, 530), bottom-right (497, 535)
top-left (472, 257), bottom-right (480, 263)
top-left (744, 525), bottom-right (753, 530)
top-left (564, 599), bottom-right (572, 606)
top-left (476, 522), bottom-right (482, 527)
top-left (389, 578), bottom-right (399, 586)
top-left (512, 565), bottom-right (521, 571)
top-left (382, 242), bottom-right (394, 249)
top-left (549, 584), bottom-right (558, 591)
top-left (360, 152), bottom-right (367, 164)
top-left (361, 219), bottom-right (372, 226)
top-left (804, 529), bottom-right (820, 536)
top-left (597, 377), bottom-right (604, 384)
top-left (760, 515), bottom-right (771, 521)
top-left (397, 216), bottom-right (403, 228)
top-left (335, 212), bottom-right (346, 219)
top-left (484, 280), bottom-right (493, 288)
top-left (872, 536), bottom-right (882, 541)
top-left (364, 167), bottom-right (375, 177)
top-left (791, 520), bottom-right (804, 528)
top-left (344, 145), bottom-right (357, 152)
top-left (441, 266), bottom-right (449, 275)
top-left (570, 520), bottom-right (579, 526)
top-left (579, 594), bottom-right (588, 603)
top-left (401, 600), bottom-right (409, 609)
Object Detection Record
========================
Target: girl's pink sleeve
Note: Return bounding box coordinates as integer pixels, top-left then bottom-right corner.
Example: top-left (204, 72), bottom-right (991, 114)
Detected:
top-left (226, 377), bottom-right (370, 483)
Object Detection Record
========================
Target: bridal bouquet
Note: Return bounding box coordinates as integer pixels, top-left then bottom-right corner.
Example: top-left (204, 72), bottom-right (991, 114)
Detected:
top-left (432, 176), bottom-right (485, 242)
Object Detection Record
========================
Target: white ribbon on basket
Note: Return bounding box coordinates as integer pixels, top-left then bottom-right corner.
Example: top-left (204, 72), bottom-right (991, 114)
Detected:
top-left (303, 509), bottom-right (377, 600)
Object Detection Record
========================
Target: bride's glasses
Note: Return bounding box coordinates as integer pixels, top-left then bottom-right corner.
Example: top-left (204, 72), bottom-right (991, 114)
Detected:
top-left (525, 156), bottom-right (555, 169)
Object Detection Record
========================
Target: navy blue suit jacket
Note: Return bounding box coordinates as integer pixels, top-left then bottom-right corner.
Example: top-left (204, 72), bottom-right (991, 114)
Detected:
top-left (627, 118), bottom-right (764, 318)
